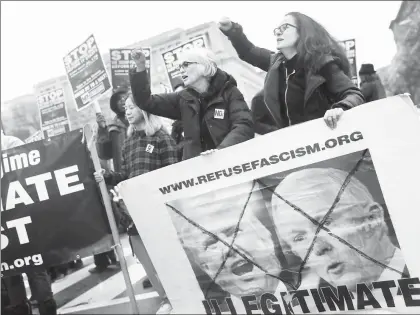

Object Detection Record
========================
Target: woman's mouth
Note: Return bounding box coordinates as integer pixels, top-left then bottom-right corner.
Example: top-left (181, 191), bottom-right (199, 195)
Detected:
top-left (181, 75), bottom-right (188, 81)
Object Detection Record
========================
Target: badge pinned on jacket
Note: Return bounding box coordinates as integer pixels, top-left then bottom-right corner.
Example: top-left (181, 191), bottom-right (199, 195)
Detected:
top-left (214, 109), bottom-right (225, 119)
top-left (145, 144), bottom-right (154, 153)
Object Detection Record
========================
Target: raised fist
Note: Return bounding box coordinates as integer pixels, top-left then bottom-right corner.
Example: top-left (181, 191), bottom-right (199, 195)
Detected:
top-left (96, 113), bottom-right (107, 128)
top-left (131, 49), bottom-right (146, 71)
top-left (218, 17), bottom-right (233, 32)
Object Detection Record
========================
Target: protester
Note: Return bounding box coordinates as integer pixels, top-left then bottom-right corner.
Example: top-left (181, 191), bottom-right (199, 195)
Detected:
top-left (218, 13), bottom-right (365, 130)
top-left (359, 63), bottom-right (387, 102)
top-left (251, 89), bottom-right (278, 135)
top-left (94, 94), bottom-right (179, 314)
top-left (96, 86), bottom-right (130, 172)
top-left (1, 128), bottom-right (57, 315)
top-left (129, 47), bottom-right (254, 159)
top-left (270, 168), bottom-right (408, 294)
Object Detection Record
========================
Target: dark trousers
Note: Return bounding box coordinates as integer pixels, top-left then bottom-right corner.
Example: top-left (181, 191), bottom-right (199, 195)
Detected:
top-left (2, 270), bottom-right (57, 315)
top-left (94, 249), bottom-right (117, 268)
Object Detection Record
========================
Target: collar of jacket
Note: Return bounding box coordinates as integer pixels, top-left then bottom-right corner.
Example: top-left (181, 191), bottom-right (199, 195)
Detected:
top-left (178, 68), bottom-right (235, 112)
top-left (131, 128), bottom-right (147, 137)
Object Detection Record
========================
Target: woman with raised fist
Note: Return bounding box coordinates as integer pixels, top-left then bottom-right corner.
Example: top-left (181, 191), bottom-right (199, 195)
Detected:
top-left (218, 13), bottom-right (365, 131)
top-left (129, 47), bottom-right (254, 159)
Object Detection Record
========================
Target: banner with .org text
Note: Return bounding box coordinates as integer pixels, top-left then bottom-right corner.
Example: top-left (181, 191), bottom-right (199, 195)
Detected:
top-left (1, 130), bottom-right (113, 277)
top-left (120, 95), bottom-right (420, 314)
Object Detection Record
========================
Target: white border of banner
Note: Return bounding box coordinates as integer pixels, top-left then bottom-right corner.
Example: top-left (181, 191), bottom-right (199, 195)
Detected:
top-left (120, 95), bottom-right (420, 314)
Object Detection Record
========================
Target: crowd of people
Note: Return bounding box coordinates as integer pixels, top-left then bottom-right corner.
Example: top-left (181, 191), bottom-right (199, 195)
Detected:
top-left (1, 11), bottom-right (391, 315)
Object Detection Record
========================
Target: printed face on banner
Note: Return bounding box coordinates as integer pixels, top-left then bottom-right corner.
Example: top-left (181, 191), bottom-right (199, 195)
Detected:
top-left (168, 181), bottom-right (282, 298)
top-left (264, 150), bottom-right (408, 292)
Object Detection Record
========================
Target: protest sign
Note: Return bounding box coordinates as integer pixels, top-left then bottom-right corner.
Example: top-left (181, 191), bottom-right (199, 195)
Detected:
top-left (1, 130), bottom-right (113, 277)
top-left (63, 35), bottom-right (111, 111)
top-left (340, 39), bottom-right (358, 86)
top-left (120, 95), bottom-right (420, 314)
top-left (110, 47), bottom-right (151, 90)
top-left (161, 36), bottom-right (208, 91)
top-left (34, 81), bottom-right (71, 139)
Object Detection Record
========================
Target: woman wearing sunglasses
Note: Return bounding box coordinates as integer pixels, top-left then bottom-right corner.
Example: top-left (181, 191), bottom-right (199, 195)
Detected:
top-left (218, 12), bottom-right (365, 130)
top-left (129, 47), bottom-right (254, 159)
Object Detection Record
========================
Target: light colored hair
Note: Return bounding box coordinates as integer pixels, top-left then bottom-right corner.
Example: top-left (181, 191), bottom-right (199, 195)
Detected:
top-left (179, 47), bottom-right (217, 78)
top-left (126, 94), bottom-right (164, 138)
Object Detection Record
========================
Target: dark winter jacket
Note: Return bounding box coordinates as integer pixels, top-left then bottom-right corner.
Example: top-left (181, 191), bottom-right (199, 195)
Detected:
top-left (96, 87), bottom-right (129, 172)
top-left (251, 90), bottom-right (278, 135)
top-left (129, 68), bottom-right (254, 160)
top-left (360, 79), bottom-right (386, 103)
top-left (221, 22), bottom-right (365, 130)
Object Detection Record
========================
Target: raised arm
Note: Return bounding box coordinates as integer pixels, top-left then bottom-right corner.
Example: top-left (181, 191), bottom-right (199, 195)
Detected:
top-left (129, 49), bottom-right (182, 120)
top-left (218, 17), bottom-right (274, 72)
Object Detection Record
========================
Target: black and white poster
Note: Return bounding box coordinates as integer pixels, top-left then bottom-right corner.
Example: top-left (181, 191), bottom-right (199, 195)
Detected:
top-left (1, 130), bottom-right (113, 277)
top-left (35, 81), bottom-right (71, 139)
top-left (110, 47), bottom-right (151, 90)
top-left (340, 39), bottom-right (358, 87)
top-left (63, 35), bottom-right (111, 111)
top-left (120, 95), bottom-right (420, 314)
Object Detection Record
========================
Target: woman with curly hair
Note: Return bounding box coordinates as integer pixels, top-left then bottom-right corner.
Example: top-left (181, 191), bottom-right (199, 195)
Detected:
top-left (219, 12), bottom-right (365, 130)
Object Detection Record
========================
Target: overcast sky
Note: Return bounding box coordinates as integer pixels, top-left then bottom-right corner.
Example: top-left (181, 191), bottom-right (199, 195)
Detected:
top-left (1, 1), bottom-right (401, 103)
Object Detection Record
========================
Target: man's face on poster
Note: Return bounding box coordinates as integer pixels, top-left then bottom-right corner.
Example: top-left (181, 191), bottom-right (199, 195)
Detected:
top-left (174, 183), bottom-right (282, 297)
top-left (271, 168), bottom-right (390, 291)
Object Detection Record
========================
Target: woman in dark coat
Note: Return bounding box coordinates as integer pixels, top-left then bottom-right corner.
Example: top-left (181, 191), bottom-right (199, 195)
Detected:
top-left (129, 47), bottom-right (254, 160)
top-left (218, 12), bottom-right (365, 131)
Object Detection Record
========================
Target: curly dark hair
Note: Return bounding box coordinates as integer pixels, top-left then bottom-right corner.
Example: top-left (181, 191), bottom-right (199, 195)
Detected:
top-left (287, 12), bottom-right (350, 76)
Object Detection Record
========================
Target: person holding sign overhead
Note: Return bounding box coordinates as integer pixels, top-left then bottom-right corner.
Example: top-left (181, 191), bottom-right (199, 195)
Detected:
top-left (218, 13), bottom-right (365, 131)
top-left (129, 47), bottom-right (254, 159)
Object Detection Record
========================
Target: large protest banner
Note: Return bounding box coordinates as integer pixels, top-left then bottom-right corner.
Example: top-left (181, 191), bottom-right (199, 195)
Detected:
top-left (110, 47), bottom-right (151, 90)
top-left (63, 35), bottom-right (111, 111)
top-left (34, 81), bottom-right (71, 139)
top-left (120, 95), bottom-right (420, 314)
top-left (1, 130), bottom-right (113, 277)
top-left (340, 39), bottom-right (358, 86)
top-left (162, 36), bottom-right (208, 91)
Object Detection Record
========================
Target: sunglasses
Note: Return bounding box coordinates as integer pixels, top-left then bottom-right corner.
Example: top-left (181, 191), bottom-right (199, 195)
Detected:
top-left (179, 61), bottom-right (198, 69)
top-left (273, 23), bottom-right (297, 36)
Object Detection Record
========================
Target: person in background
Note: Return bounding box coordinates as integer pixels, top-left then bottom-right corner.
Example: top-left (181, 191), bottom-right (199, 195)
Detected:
top-left (130, 47), bottom-right (254, 159)
top-left (96, 86), bottom-right (130, 172)
top-left (94, 94), bottom-right (179, 314)
top-left (218, 13), bottom-right (365, 131)
top-left (1, 128), bottom-right (57, 315)
top-left (251, 89), bottom-right (278, 135)
top-left (359, 63), bottom-right (387, 102)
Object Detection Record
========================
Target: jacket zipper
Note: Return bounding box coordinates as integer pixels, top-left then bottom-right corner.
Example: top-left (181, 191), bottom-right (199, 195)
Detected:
top-left (285, 68), bottom-right (296, 126)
